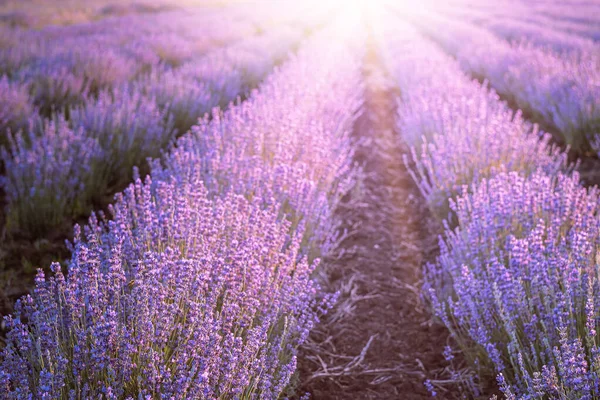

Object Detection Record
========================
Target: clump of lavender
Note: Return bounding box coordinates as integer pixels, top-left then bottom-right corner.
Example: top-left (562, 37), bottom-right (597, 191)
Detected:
top-left (402, 85), bottom-right (566, 221)
top-left (0, 116), bottom-right (103, 237)
top-left (0, 176), bottom-right (328, 398)
top-left (0, 28), bottom-right (46, 77)
top-left (68, 44), bottom-right (139, 95)
top-left (68, 85), bottom-right (174, 189)
top-left (0, 75), bottom-right (33, 143)
top-left (137, 70), bottom-right (220, 137)
top-left (1, 85), bottom-right (174, 237)
top-left (14, 37), bottom-right (140, 117)
top-left (22, 65), bottom-right (88, 117)
top-left (145, 32), bottom-right (195, 67)
top-left (426, 170), bottom-right (600, 398)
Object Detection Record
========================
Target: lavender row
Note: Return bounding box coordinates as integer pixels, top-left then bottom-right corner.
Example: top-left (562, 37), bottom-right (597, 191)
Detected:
top-left (374, 18), bottom-right (565, 220)
top-left (151, 12), bottom-right (365, 259)
top-left (1, 26), bottom-right (303, 238)
top-left (530, 1), bottom-right (600, 30)
top-left (437, 0), bottom-right (600, 42)
top-left (0, 0), bottom-right (338, 30)
top-left (478, 18), bottom-right (598, 53)
top-left (0, 8), bottom-right (260, 118)
top-left (1, 0), bottom-right (336, 81)
top-left (0, 8), bottom-right (252, 78)
top-left (0, 2), bottom-right (333, 131)
top-left (403, 9), bottom-right (600, 155)
top-left (436, 3), bottom-right (599, 53)
top-left (377, 12), bottom-right (600, 398)
top-left (0, 0), bottom-right (188, 28)
top-left (0, 15), bottom-right (365, 399)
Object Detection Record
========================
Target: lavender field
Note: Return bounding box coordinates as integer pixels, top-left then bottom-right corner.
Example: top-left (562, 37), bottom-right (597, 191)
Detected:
top-left (0, 0), bottom-right (599, 398)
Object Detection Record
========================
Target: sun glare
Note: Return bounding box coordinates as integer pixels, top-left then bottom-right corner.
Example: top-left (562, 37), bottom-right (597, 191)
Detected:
top-left (302, 0), bottom-right (429, 31)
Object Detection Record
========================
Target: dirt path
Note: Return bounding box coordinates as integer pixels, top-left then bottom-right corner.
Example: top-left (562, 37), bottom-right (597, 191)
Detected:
top-left (297, 31), bottom-right (467, 399)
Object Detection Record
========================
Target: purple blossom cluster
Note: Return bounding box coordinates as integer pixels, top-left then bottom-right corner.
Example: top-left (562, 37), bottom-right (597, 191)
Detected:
top-left (375, 19), bottom-right (565, 219)
top-left (409, 10), bottom-right (600, 154)
top-left (0, 14), bottom-right (365, 398)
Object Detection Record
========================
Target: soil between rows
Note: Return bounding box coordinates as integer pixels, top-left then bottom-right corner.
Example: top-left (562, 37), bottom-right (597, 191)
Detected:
top-left (296, 30), bottom-right (469, 399)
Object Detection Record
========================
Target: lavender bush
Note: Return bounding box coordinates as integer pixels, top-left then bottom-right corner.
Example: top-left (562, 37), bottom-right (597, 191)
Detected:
top-left (23, 65), bottom-right (88, 117)
top-left (0, 75), bottom-right (33, 143)
top-left (15, 38), bottom-right (140, 116)
top-left (1, 86), bottom-right (172, 237)
top-left (0, 116), bottom-right (103, 237)
top-left (0, 176), bottom-right (329, 399)
top-left (427, 170), bottom-right (600, 398)
top-left (0, 27), bottom-right (45, 78)
top-left (68, 86), bottom-right (174, 188)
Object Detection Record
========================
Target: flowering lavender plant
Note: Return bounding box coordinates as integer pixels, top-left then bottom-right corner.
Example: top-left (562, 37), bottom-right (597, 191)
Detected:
top-left (427, 170), bottom-right (600, 398)
top-left (0, 75), bottom-right (32, 143)
top-left (1, 116), bottom-right (103, 237)
top-left (68, 86), bottom-right (174, 188)
top-left (0, 176), bottom-right (329, 398)
top-left (1, 85), bottom-right (173, 236)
